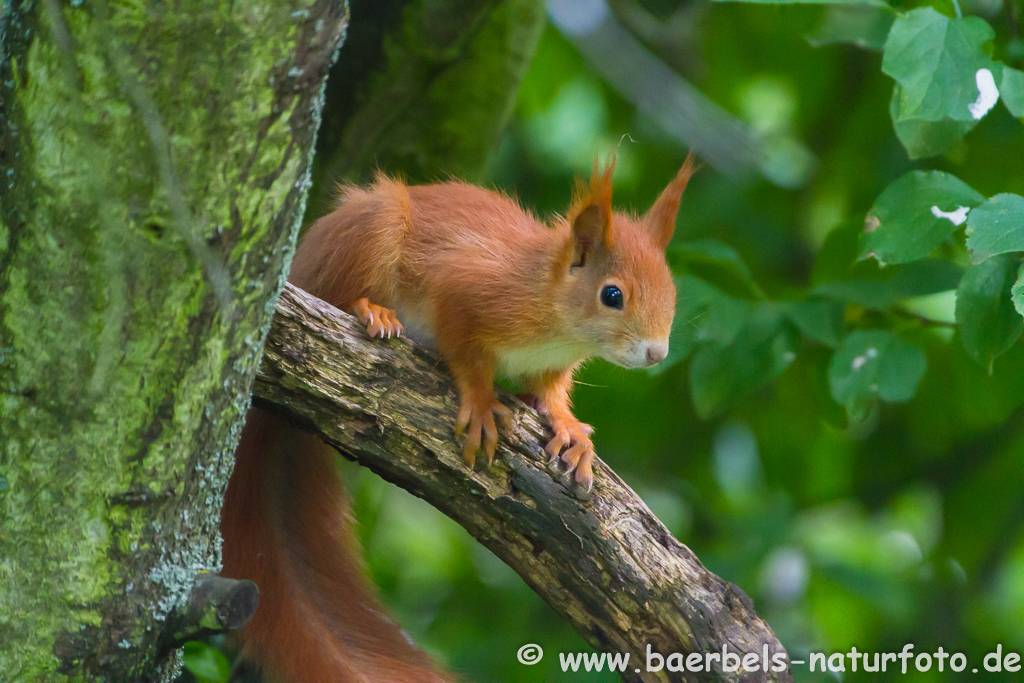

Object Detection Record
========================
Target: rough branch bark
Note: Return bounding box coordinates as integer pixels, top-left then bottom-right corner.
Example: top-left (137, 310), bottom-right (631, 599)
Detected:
top-left (253, 283), bottom-right (794, 683)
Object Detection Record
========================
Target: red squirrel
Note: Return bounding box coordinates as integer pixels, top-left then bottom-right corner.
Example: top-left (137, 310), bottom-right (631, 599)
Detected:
top-left (221, 157), bottom-right (695, 682)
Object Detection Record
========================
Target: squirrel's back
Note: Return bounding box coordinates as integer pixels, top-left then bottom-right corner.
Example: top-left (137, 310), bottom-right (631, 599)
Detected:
top-left (293, 175), bottom-right (563, 349)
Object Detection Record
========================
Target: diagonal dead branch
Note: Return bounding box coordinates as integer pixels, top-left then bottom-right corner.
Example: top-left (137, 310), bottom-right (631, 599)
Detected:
top-left (252, 282), bottom-right (793, 683)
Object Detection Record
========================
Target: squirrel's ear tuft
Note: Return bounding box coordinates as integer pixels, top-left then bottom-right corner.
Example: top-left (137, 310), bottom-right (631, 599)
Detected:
top-left (567, 157), bottom-right (615, 267)
top-left (644, 152), bottom-right (698, 250)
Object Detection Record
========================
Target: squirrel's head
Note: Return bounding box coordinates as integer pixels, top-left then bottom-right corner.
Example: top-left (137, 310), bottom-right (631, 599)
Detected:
top-left (557, 155), bottom-right (696, 369)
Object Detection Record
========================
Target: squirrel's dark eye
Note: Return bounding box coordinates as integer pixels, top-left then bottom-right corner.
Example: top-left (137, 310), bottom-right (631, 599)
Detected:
top-left (600, 285), bottom-right (623, 309)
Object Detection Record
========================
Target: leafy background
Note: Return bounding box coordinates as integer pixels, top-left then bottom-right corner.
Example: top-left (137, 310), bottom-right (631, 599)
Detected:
top-left (186, 0), bottom-right (1024, 681)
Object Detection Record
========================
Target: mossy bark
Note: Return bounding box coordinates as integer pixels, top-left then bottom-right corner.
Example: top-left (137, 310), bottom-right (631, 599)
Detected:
top-left (0, 2), bottom-right (347, 680)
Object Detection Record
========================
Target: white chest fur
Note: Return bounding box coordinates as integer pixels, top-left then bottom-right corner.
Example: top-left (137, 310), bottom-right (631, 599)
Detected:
top-left (390, 294), bottom-right (588, 377)
top-left (496, 340), bottom-right (590, 379)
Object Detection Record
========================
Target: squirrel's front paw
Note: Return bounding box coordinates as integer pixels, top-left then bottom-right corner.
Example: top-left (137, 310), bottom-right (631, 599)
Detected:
top-left (352, 298), bottom-right (404, 339)
top-left (455, 395), bottom-right (512, 468)
top-left (545, 418), bottom-right (596, 491)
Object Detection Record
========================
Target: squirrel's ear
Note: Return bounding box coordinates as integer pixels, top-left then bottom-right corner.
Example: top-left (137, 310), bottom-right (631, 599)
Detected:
top-left (644, 152), bottom-right (698, 250)
top-left (567, 158), bottom-right (615, 268)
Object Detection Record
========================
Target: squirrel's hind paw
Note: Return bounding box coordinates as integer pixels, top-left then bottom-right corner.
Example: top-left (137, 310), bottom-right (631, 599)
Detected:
top-left (351, 298), bottom-right (404, 339)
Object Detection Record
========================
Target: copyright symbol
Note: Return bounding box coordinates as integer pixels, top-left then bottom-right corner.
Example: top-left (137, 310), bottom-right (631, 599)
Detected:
top-left (517, 643), bottom-right (544, 665)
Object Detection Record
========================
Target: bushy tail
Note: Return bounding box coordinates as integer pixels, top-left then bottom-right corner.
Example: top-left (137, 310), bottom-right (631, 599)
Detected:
top-left (220, 407), bottom-right (445, 683)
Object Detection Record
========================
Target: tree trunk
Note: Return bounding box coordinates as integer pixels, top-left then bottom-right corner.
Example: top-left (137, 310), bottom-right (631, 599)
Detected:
top-left (0, 2), bottom-right (346, 680)
top-left (254, 284), bottom-right (794, 683)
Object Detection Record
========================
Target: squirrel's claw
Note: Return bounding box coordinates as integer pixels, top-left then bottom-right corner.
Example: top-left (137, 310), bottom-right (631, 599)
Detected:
top-left (545, 429), bottom-right (571, 459)
top-left (352, 298), bottom-right (404, 340)
top-left (575, 459), bottom-right (594, 493)
top-left (563, 442), bottom-right (595, 490)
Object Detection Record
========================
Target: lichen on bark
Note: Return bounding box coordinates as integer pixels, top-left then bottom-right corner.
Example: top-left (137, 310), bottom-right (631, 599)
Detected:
top-left (0, 1), bottom-right (347, 680)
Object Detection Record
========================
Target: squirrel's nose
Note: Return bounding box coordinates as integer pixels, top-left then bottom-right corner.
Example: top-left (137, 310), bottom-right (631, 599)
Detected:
top-left (646, 343), bottom-right (668, 365)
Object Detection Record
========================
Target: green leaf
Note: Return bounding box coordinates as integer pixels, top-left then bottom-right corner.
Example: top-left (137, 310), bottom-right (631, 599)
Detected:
top-left (806, 5), bottom-right (895, 51)
top-left (182, 641), bottom-right (232, 683)
top-left (653, 275), bottom-right (752, 375)
top-left (784, 298), bottom-right (846, 347)
top-left (828, 330), bottom-right (927, 411)
top-left (882, 9), bottom-right (998, 123)
top-left (964, 193), bottom-right (1024, 264)
top-left (1002, 67), bottom-right (1024, 118)
top-left (689, 307), bottom-right (797, 418)
top-left (1013, 264), bottom-right (1024, 317)
top-left (882, 9), bottom-right (1002, 157)
top-left (861, 170), bottom-right (985, 264)
top-left (889, 87), bottom-right (976, 159)
top-left (955, 254), bottom-right (1024, 371)
top-left (815, 258), bottom-right (964, 309)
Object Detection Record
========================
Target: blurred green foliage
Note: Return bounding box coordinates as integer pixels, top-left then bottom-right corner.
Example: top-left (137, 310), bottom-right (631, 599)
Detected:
top-left (342, 1), bottom-right (1024, 681)
top-left (182, 641), bottom-right (232, 683)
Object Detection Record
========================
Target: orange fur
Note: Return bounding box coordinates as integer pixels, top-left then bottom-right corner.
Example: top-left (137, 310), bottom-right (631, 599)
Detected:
top-left (221, 409), bottom-right (443, 683)
top-left (221, 156), bottom-right (695, 681)
top-left (645, 152), bottom-right (698, 249)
